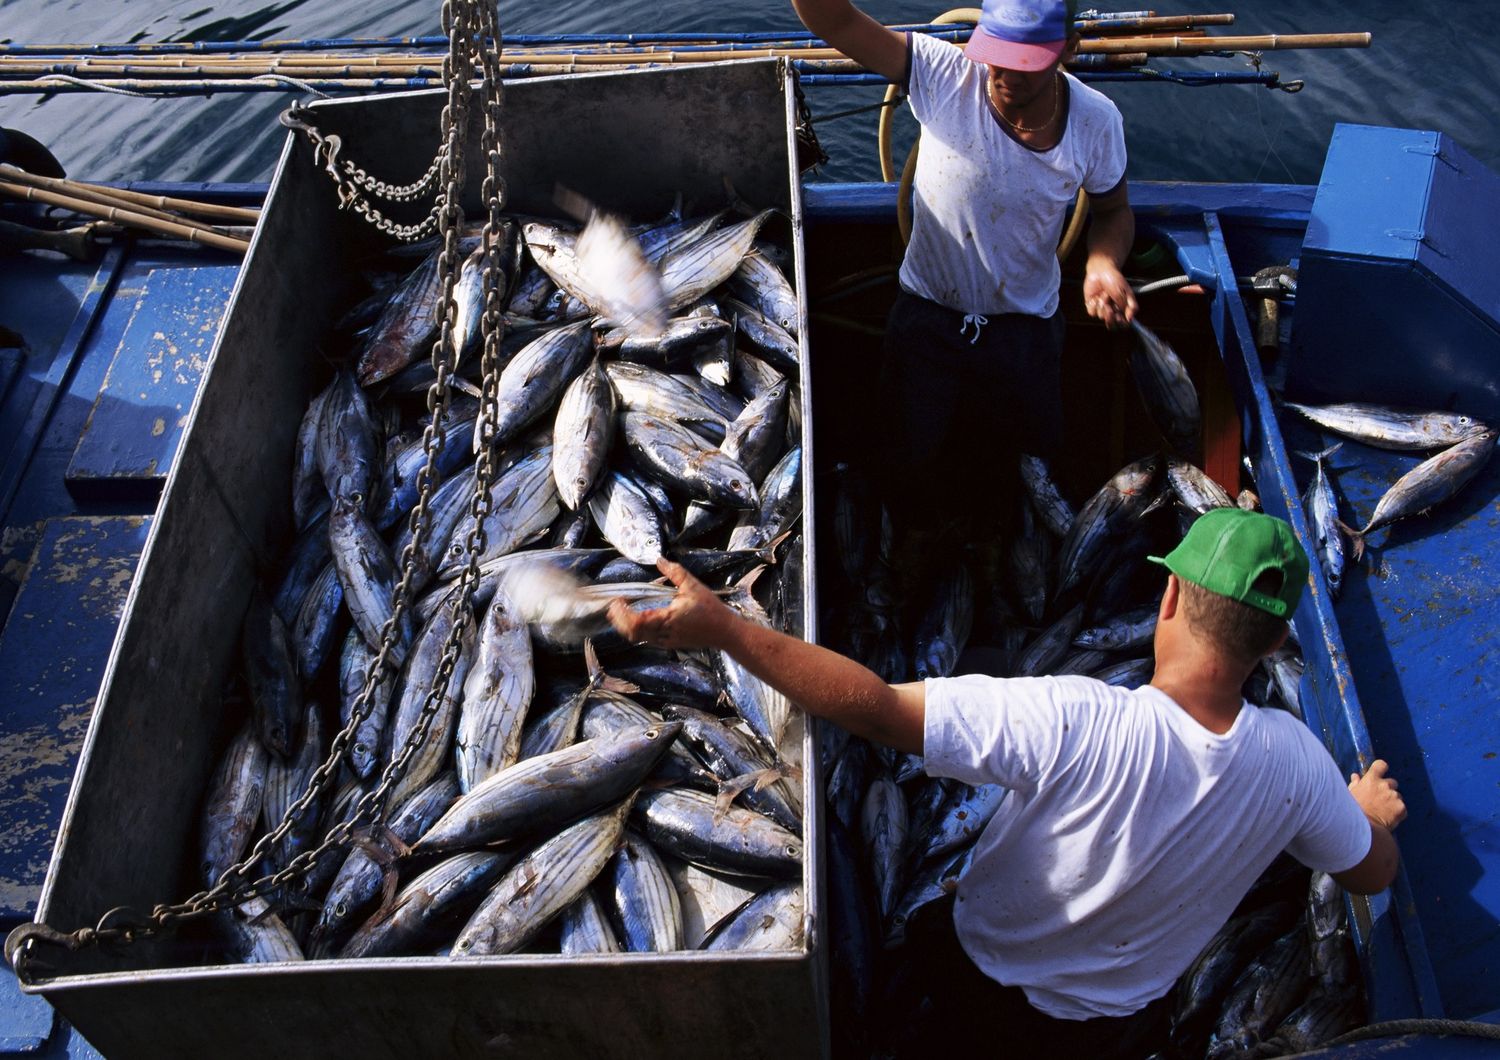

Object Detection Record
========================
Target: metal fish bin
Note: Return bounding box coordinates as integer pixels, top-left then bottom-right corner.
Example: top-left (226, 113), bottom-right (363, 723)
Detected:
top-left (21, 59), bottom-right (826, 1059)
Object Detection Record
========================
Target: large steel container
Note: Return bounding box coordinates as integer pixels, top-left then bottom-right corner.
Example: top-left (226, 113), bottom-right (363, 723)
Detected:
top-left (21, 59), bottom-right (825, 1059)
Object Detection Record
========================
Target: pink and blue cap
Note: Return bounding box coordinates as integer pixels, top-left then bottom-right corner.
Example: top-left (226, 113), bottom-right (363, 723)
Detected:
top-left (964, 0), bottom-right (1074, 71)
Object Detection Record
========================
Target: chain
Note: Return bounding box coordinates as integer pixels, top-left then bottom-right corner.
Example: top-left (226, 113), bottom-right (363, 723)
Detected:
top-left (278, 108), bottom-right (445, 243)
top-left (7, 0), bottom-right (508, 981)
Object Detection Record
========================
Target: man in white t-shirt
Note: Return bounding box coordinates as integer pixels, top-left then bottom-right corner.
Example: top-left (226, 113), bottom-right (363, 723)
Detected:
top-left (610, 509), bottom-right (1406, 1057)
top-left (790, 0), bottom-right (1138, 548)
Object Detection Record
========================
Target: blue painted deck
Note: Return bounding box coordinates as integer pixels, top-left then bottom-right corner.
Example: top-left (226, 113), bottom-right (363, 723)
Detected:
top-left (1, 161), bottom-right (1497, 1055)
top-left (0, 200), bottom-right (251, 1056)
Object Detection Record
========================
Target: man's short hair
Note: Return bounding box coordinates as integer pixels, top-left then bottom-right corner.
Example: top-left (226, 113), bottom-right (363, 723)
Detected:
top-left (1179, 575), bottom-right (1287, 664)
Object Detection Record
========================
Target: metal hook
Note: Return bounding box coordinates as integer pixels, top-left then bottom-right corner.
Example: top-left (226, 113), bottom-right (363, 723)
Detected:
top-left (278, 105), bottom-right (322, 140)
top-left (5, 921), bottom-right (84, 981)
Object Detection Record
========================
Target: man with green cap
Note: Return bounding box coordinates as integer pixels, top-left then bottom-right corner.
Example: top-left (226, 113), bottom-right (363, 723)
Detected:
top-left (608, 509), bottom-right (1405, 1056)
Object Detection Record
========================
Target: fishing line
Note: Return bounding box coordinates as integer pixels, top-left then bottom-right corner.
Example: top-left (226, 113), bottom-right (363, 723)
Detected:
top-left (1249, 54), bottom-right (1298, 183)
top-left (811, 96), bottom-right (899, 124)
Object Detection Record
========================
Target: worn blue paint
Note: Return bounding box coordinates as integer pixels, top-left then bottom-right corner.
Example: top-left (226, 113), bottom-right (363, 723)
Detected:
top-left (0, 242), bottom-right (129, 526)
top-left (0, 348), bottom-right (21, 407)
top-left (67, 266), bottom-right (238, 500)
top-left (1280, 414), bottom-right (1500, 1020)
top-left (802, 180), bottom-right (1315, 227)
top-left (0, 965), bottom-right (54, 1050)
top-left (0, 246), bottom-right (181, 627)
top-left (1189, 210), bottom-right (1443, 1022)
top-left (1290, 125), bottom-right (1500, 424)
top-left (0, 515), bottom-right (151, 922)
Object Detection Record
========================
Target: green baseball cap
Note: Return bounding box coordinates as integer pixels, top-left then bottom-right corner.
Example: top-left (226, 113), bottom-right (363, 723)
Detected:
top-left (1148, 508), bottom-right (1309, 619)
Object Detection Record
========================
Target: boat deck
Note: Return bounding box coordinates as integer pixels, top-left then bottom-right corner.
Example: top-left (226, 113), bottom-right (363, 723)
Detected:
top-left (1, 174), bottom-right (1498, 1055)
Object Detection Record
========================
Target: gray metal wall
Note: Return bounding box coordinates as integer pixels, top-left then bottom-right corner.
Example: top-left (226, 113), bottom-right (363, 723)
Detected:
top-left (31, 59), bottom-right (827, 1059)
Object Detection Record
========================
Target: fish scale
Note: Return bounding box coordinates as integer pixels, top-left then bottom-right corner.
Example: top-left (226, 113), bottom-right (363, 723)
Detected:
top-left (609, 830), bottom-right (683, 952)
top-left (453, 797), bottom-right (635, 957)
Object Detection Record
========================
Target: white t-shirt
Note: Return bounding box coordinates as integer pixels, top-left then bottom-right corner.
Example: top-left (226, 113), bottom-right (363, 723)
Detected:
top-left (900, 33), bottom-right (1128, 317)
top-left (923, 674), bottom-right (1372, 1020)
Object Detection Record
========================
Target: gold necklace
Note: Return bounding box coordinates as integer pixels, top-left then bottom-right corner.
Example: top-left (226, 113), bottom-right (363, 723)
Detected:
top-left (990, 72), bottom-right (1061, 135)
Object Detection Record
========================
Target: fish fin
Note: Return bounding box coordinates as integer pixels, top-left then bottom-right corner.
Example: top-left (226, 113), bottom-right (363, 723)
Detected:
top-left (584, 638), bottom-right (604, 687)
top-left (511, 861), bottom-right (542, 900)
top-left (713, 777), bottom-right (754, 820)
top-left (1336, 518), bottom-right (1366, 563)
top-left (734, 563), bottom-right (770, 595)
top-left (600, 676), bottom-right (641, 695)
top-left (377, 864), bottom-right (401, 914)
top-left (721, 176), bottom-right (757, 218)
top-left (1140, 487), bottom-right (1171, 517)
top-left (380, 825), bottom-right (412, 860)
top-left (350, 830), bottom-right (392, 866)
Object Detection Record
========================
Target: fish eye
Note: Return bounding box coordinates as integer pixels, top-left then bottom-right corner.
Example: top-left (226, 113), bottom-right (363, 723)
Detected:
top-left (335, 902), bottom-right (347, 917)
top-left (785, 845), bottom-right (800, 857)
top-left (351, 491), bottom-right (364, 505)
top-left (354, 742), bottom-right (367, 754)
top-left (457, 938), bottom-right (471, 950)
top-left (645, 728), bottom-right (660, 739)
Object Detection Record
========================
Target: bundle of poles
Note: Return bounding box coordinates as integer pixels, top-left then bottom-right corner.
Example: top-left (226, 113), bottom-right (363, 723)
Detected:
top-left (0, 164), bottom-right (255, 252)
top-left (0, 10), bottom-right (1371, 96)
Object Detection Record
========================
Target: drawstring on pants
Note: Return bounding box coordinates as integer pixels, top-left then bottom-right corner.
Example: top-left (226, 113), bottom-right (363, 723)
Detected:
top-left (960, 313), bottom-right (989, 344)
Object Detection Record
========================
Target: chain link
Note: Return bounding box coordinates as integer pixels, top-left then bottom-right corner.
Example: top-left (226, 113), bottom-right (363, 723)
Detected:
top-left (8, 0), bottom-right (509, 978)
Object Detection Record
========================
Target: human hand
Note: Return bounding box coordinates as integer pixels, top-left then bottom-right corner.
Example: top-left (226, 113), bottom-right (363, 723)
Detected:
top-left (1083, 261), bottom-right (1137, 330)
top-left (1349, 759), bottom-right (1406, 831)
top-left (606, 556), bottom-right (736, 651)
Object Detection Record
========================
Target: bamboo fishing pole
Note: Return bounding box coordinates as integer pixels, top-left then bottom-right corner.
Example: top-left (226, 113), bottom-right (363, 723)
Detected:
top-left (60, 179), bottom-right (260, 223)
top-left (0, 165), bottom-right (256, 230)
top-left (1079, 13), bottom-right (1233, 33)
top-left (1079, 32), bottom-right (1372, 54)
top-left (0, 180), bottom-right (249, 252)
top-left (0, 165), bottom-right (187, 226)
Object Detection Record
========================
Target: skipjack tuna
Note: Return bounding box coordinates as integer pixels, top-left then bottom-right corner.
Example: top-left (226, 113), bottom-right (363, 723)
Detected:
top-left (195, 198), bottom-right (812, 967)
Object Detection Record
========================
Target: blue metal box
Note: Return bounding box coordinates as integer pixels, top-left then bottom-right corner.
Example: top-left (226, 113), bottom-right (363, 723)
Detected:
top-left (1289, 124), bottom-right (1500, 422)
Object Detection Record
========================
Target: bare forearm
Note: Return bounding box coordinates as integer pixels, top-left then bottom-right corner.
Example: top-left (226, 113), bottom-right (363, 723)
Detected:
top-left (1087, 203), bottom-right (1134, 273)
top-left (717, 616), bottom-right (924, 754)
top-left (1334, 821), bottom-right (1401, 895)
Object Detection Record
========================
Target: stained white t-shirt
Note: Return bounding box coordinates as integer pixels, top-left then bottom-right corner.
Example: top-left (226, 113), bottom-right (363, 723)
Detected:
top-left (900, 32), bottom-right (1128, 317)
top-left (923, 674), bottom-right (1371, 1020)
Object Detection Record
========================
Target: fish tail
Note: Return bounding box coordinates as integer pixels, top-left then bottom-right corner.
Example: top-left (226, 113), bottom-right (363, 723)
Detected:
top-left (1295, 443), bottom-right (1343, 464)
top-left (1335, 518), bottom-right (1366, 563)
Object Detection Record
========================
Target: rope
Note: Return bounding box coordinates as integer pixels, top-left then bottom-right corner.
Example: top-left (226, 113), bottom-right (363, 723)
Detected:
top-left (250, 73), bottom-right (331, 98)
top-left (33, 73), bottom-right (152, 96)
top-left (1321, 1019), bottom-right (1500, 1048)
top-left (810, 96), bottom-right (900, 124)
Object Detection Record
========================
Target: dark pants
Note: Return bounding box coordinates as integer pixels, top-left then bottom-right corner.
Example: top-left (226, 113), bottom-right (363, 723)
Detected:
top-left (873, 291), bottom-right (1066, 540)
top-left (884, 898), bottom-right (1172, 1060)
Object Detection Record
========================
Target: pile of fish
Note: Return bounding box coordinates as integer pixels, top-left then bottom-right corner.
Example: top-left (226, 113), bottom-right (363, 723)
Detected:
top-left (1162, 862), bottom-right (1363, 1059)
top-left (199, 198), bottom-right (813, 965)
top-left (1284, 401), bottom-right (1495, 594)
top-left (820, 434), bottom-right (1346, 1057)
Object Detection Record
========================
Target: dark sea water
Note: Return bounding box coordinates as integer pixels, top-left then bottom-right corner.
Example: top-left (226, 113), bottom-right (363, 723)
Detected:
top-left (1, 0), bottom-right (1497, 188)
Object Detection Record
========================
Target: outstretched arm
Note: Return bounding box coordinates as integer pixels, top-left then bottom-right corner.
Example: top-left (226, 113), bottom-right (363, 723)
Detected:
top-left (791, 0), bottom-right (909, 83)
top-left (608, 558), bottom-right (927, 753)
top-left (1333, 759), bottom-right (1406, 895)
